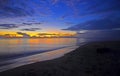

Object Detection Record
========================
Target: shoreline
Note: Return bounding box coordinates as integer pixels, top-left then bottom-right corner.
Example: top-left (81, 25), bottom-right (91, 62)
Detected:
top-left (0, 40), bottom-right (120, 76)
top-left (0, 45), bottom-right (79, 72)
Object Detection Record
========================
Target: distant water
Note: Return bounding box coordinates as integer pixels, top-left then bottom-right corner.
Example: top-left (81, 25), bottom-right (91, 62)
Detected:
top-left (0, 37), bottom-right (118, 72)
top-left (0, 38), bottom-right (78, 59)
top-left (0, 38), bottom-right (86, 72)
top-left (0, 37), bottom-right (116, 62)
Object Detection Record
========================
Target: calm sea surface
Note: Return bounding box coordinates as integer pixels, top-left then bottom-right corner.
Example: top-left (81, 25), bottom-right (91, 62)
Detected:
top-left (0, 38), bottom-right (86, 72)
top-left (0, 38), bottom-right (81, 59)
top-left (0, 38), bottom-right (76, 55)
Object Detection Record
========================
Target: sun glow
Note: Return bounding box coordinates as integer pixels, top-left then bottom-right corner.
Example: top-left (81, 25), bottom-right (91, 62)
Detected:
top-left (0, 31), bottom-right (76, 38)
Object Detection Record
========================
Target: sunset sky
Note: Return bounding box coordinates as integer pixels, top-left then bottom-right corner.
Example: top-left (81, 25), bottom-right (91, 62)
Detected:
top-left (0, 0), bottom-right (120, 37)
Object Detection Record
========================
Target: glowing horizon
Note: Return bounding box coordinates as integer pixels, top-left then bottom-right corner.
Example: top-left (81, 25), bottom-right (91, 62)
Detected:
top-left (0, 31), bottom-right (76, 38)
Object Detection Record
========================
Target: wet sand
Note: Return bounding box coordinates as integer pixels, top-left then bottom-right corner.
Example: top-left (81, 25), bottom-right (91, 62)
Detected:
top-left (0, 41), bottom-right (120, 76)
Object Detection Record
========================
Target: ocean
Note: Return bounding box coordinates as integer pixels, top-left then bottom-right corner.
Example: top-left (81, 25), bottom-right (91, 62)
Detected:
top-left (0, 38), bottom-right (85, 72)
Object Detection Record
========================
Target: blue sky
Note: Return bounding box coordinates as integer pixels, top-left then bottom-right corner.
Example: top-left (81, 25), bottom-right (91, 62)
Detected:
top-left (0, 0), bottom-right (120, 35)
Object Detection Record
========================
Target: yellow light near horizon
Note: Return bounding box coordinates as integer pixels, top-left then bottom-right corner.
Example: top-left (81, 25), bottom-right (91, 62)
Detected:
top-left (0, 31), bottom-right (76, 38)
top-left (0, 31), bottom-right (15, 35)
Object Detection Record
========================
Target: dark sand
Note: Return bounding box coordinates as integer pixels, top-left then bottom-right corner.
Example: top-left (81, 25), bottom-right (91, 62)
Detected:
top-left (0, 41), bottom-right (120, 76)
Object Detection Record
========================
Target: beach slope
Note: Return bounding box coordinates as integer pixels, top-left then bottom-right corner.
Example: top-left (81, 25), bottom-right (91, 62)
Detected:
top-left (0, 41), bottom-right (120, 76)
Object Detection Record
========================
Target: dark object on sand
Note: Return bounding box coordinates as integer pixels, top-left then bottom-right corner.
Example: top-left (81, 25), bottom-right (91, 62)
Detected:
top-left (96, 47), bottom-right (111, 54)
top-left (23, 69), bottom-right (37, 76)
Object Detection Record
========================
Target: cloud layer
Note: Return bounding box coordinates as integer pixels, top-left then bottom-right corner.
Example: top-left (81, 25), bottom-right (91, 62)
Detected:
top-left (17, 32), bottom-right (30, 37)
top-left (21, 28), bottom-right (41, 31)
top-left (22, 22), bottom-right (41, 25)
top-left (63, 17), bottom-right (120, 31)
top-left (0, 0), bottom-right (120, 32)
top-left (0, 0), bottom-right (120, 18)
top-left (0, 24), bottom-right (18, 29)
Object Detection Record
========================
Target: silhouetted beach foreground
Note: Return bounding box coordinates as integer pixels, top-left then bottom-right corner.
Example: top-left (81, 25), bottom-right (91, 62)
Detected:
top-left (0, 41), bottom-right (120, 76)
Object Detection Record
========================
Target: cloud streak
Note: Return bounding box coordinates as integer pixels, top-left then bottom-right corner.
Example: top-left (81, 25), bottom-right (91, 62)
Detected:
top-left (0, 24), bottom-right (18, 29)
top-left (0, 22), bottom-right (42, 29)
top-left (21, 28), bottom-right (41, 31)
top-left (22, 22), bottom-right (41, 25)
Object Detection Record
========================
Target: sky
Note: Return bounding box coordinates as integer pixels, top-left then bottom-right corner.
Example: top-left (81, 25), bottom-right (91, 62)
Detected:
top-left (0, 0), bottom-right (120, 37)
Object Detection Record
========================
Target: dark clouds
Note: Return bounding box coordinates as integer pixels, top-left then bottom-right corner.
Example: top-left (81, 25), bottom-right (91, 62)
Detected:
top-left (0, 22), bottom-right (42, 29)
top-left (22, 23), bottom-right (32, 25)
top-left (22, 22), bottom-right (41, 25)
top-left (0, 24), bottom-right (18, 29)
top-left (17, 32), bottom-right (30, 37)
top-left (63, 18), bottom-right (120, 31)
top-left (21, 28), bottom-right (41, 31)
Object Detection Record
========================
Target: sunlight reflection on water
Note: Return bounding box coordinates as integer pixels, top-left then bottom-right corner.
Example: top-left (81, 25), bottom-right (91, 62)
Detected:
top-left (0, 38), bottom-right (86, 72)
